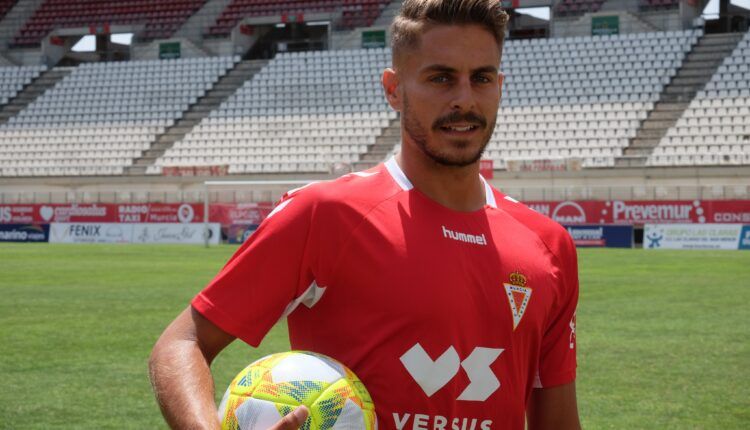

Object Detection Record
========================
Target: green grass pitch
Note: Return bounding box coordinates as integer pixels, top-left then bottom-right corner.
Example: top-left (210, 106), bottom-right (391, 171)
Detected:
top-left (0, 244), bottom-right (748, 429)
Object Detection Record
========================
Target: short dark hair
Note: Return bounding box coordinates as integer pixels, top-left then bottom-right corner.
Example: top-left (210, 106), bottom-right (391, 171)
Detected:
top-left (391, 0), bottom-right (509, 63)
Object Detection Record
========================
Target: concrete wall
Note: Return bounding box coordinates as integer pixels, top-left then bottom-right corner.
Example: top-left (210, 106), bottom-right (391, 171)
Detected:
top-left (1, 166), bottom-right (748, 203)
top-left (552, 10), bottom-right (663, 38)
top-left (130, 38), bottom-right (210, 60)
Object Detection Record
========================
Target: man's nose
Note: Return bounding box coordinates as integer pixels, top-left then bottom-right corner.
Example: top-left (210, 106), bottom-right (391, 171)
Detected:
top-left (450, 77), bottom-right (476, 111)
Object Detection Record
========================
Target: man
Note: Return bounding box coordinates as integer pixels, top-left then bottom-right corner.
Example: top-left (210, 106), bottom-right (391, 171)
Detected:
top-left (149, 0), bottom-right (582, 429)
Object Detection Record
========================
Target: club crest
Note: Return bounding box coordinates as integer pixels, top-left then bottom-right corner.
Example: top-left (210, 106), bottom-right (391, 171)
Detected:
top-left (503, 271), bottom-right (532, 330)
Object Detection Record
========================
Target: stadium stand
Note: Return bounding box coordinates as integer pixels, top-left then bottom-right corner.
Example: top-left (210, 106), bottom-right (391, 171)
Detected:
top-left (0, 57), bottom-right (236, 177)
top-left (485, 29), bottom-right (699, 169)
top-left (554, 0), bottom-right (604, 17)
top-left (12, 0), bottom-right (209, 46)
top-left (0, 64), bottom-right (43, 105)
top-left (649, 29), bottom-right (750, 166)
top-left (0, 30), bottom-right (705, 176)
top-left (206, 0), bottom-right (392, 36)
top-left (146, 30), bottom-right (701, 174)
top-left (638, 0), bottom-right (679, 12)
top-left (150, 48), bottom-right (394, 174)
top-left (0, 0), bottom-right (17, 21)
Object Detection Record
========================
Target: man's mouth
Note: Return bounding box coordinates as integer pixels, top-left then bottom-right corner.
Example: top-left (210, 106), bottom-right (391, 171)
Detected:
top-left (439, 124), bottom-right (480, 133)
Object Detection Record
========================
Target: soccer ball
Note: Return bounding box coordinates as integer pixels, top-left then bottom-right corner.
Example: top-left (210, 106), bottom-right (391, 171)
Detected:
top-left (218, 351), bottom-right (377, 430)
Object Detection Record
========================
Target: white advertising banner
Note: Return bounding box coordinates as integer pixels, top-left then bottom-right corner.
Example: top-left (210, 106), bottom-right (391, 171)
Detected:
top-left (644, 223), bottom-right (743, 250)
top-left (49, 223), bottom-right (220, 245)
top-left (49, 223), bottom-right (134, 244)
top-left (131, 223), bottom-right (220, 245)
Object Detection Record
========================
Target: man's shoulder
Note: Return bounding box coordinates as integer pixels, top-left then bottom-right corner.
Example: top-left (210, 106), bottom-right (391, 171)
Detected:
top-left (492, 190), bottom-right (574, 259)
top-left (278, 164), bottom-right (400, 217)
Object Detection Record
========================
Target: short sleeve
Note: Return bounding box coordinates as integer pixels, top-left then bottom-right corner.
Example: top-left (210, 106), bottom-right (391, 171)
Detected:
top-left (536, 231), bottom-right (579, 388)
top-left (191, 189), bottom-right (320, 347)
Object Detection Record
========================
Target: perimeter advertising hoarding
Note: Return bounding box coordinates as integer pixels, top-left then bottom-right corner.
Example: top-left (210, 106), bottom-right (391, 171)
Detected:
top-left (0, 203), bottom-right (273, 226)
top-left (740, 226), bottom-right (750, 250)
top-left (643, 224), bottom-right (749, 250)
top-left (132, 223), bottom-right (220, 245)
top-left (226, 224), bottom-right (260, 244)
top-left (49, 223), bottom-right (220, 245)
top-left (0, 224), bottom-right (49, 242)
top-left (524, 200), bottom-right (750, 225)
top-left (4, 200), bottom-right (748, 227)
top-left (564, 225), bottom-right (633, 248)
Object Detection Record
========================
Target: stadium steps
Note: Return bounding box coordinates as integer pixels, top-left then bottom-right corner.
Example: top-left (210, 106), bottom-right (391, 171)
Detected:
top-left (353, 117), bottom-right (401, 170)
top-left (0, 67), bottom-right (72, 125)
top-left (0, 50), bottom-right (16, 66)
top-left (373, 0), bottom-right (403, 27)
top-left (125, 59), bottom-right (267, 175)
top-left (615, 32), bottom-right (744, 167)
top-left (173, 0), bottom-right (234, 47)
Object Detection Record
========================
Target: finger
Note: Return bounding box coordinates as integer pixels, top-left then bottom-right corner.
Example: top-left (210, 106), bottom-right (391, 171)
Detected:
top-left (269, 405), bottom-right (309, 430)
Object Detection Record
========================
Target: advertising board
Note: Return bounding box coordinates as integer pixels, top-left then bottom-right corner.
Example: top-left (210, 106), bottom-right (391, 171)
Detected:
top-left (49, 223), bottom-right (220, 245)
top-left (0, 203), bottom-right (272, 226)
top-left (226, 224), bottom-right (259, 244)
top-left (0, 224), bottom-right (49, 242)
top-left (643, 224), bottom-right (747, 250)
top-left (132, 223), bottom-right (220, 245)
top-left (524, 200), bottom-right (750, 225)
top-left (564, 225), bottom-right (633, 248)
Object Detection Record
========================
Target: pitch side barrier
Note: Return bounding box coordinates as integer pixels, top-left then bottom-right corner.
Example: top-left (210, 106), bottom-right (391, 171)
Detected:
top-left (2, 200), bottom-right (749, 247)
top-left (644, 224), bottom-right (750, 250)
top-left (564, 225), bottom-right (634, 248)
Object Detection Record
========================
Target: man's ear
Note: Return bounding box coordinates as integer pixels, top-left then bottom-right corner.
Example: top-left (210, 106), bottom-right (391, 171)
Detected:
top-left (382, 68), bottom-right (401, 111)
top-left (497, 72), bottom-right (505, 97)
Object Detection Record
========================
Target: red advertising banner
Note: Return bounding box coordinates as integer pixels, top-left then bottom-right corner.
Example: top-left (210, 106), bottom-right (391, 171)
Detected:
top-left (2, 200), bottom-right (748, 227)
top-left (524, 200), bottom-right (750, 225)
top-left (0, 203), bottom-right (273, 226)
top-left (210, 203), bottom-right (273, 225)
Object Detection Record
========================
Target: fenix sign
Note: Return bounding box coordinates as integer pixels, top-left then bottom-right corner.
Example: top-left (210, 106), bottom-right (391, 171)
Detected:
top-left (49, 223), bottom-right (221, 245)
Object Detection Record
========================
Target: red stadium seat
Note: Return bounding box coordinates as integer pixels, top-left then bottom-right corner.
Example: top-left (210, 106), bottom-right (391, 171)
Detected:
top-left (204, 0), bottom-right (391, 37)
top-left (11, 0), bottom-right (209, 46)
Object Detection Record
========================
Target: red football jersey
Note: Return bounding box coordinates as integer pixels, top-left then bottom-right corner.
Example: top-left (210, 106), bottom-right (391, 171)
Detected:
top-left (193, 157), bottom-right (578, 430)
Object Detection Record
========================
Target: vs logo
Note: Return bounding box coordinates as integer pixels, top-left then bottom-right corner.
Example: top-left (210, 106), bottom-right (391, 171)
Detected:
top-left (400, 343), bottom-right (503, 401)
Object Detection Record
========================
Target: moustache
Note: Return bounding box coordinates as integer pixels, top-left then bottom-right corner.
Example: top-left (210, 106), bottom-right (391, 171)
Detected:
top-left (432, 111), bottom-right (487, 130)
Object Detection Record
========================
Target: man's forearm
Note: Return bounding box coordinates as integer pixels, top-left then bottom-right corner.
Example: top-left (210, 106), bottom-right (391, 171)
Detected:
top-left (149, 338), bottom-right (220, 430)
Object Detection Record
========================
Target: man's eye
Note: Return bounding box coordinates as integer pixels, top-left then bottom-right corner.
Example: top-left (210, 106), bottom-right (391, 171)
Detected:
top-left (430, 75), bottom-right (450, 83)
top-left (473, 75), bottom-right (492, 83)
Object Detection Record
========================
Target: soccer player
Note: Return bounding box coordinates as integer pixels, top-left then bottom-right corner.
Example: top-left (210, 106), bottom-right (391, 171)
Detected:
top-left (149, 0), bottom-right (581, 429)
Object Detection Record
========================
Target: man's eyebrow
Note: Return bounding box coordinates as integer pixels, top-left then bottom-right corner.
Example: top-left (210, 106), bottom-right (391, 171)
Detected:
top-left (420, 64), bottom-right (498, 74)
top-left (472, 65), bottom-right (498, 74)
top-left (420, 64), bottom-right (457, 74)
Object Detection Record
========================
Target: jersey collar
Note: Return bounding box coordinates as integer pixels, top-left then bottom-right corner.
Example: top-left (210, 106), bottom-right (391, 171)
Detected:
top-left (384, 156), bottom-right (497, 209)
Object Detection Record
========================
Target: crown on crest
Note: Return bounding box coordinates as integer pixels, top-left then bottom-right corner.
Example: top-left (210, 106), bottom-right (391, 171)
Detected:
top-left (509, 271), bottom-right (527, 287)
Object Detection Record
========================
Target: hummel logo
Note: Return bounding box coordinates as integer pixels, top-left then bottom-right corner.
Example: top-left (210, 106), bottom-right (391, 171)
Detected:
top-left (442, 225), bottom-right (487, 246)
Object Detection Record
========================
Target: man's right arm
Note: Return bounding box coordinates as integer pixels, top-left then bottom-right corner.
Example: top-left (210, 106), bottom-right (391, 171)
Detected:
top-left (149, 306), bottom-right (310, 429)
top-left (149, 306), bottom-right (236, 429)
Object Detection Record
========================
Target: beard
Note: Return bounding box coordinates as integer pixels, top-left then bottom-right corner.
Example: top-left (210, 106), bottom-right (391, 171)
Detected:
top-left (401, 94), bottom-right (496, 167)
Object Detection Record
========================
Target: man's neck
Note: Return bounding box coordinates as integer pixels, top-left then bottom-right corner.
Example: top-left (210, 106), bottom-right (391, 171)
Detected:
top-left (396, 146), bottom-right (486, 212)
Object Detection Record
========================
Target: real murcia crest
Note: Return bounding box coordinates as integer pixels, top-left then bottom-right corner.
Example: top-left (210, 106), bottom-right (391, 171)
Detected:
top-left (503, 271), bottom-right (532, 330)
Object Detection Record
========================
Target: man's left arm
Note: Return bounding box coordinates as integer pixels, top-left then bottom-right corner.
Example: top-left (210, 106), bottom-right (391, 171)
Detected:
top-left (527, 381), bottom-right (581, 430)
top-left (529, 225), bottom-right (581, 429)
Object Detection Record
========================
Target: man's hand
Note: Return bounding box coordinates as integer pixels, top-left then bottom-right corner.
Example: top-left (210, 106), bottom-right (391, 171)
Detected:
top-left (269, 406), bottom-right (309, 430)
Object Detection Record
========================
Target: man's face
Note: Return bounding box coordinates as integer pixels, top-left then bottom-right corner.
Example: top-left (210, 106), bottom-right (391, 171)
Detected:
top-left (388, 24), bottom-right (503, 167)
